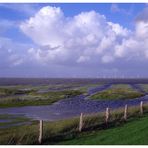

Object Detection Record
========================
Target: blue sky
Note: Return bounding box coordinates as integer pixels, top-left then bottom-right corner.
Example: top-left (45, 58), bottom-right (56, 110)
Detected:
top-left (0, 3), bottom-right (148, 78)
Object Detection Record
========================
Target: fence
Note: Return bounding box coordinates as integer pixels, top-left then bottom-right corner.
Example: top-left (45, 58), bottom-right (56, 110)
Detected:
top-left (38, 101), bottom-right (145, 144)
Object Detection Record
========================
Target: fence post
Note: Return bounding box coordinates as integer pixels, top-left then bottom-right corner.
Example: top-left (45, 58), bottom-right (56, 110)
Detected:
top-left (140, 101), bottom-right (143, 115)
top-left (38, 120), bottom-right (43, 144)
top-left (105, 107), bottom-right (110, 125)
top-left (79, 113), bottom-right (83, 132)
top-left (124, 104), bottom-right (128, 121)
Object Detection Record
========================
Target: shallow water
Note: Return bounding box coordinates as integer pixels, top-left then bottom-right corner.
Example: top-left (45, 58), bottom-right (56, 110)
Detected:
top-left (0, 119), bottom-right (12, 123)
top-left (0, 83), bottom-right (148, 121)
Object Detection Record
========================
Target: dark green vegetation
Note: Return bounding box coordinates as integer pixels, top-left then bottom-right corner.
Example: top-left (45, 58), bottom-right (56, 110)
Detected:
top-left (0, 88), bottom-right (35, 96)
top-left (0, 81), bottom-right (105, 108)
top-left (90, 84), bottom-right (144, 100)
top-left (0, 104), bottom-right (148, 145)
top-left (0, 88), bottom-right (82, 108)
top-left (0, 83), bottom-right (145, 108)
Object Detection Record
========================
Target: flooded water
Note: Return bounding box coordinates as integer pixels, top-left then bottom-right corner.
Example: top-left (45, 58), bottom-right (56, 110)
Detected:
top-left (0, 83), bottom-right (148, 121)
top-left (0, 119), bottom-right (12, 122)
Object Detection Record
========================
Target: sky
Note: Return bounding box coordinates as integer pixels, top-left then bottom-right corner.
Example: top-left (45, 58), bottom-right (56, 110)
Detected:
top-left (0, 3), bottom-right (148, 78)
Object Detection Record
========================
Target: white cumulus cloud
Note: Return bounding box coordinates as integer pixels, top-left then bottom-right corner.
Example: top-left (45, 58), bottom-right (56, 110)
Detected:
top-left (0, 5), bottom-right (148, 77)
top-left (20, 6), bottom-right (133, 66)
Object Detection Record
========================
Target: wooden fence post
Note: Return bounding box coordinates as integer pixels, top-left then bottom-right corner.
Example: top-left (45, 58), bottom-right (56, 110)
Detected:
top-left (140, 101), bottom-right (143, 115)
top-left (38, 120), bottom-right (43, 144)
top-left (79, 113), bottom-right (83, 132)
top-left (105, 107), bottom-right (110, 125)
top-left (124, 104), bottom-right (128, 121)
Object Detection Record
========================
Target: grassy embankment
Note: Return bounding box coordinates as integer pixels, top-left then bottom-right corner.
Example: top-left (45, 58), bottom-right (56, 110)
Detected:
top-left (90, 84), bottom-right (145, 100)
top-left (1, 103), bottom-right (148, 144)
top-left (0, 87), bottom-right (83, 108)
top-left (59, 115), bottom-right (148, 145)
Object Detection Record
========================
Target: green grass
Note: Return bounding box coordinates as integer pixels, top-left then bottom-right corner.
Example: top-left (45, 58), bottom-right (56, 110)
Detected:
top-left (59, 116), bottom-right (148, 145)
top-left (0, 87), bottom-right (36, 96)
top-left (90, 84), bottom-right (144, 100)
top-left (1, 104), bottom-right (148, 145)
top-left (0, 89), bottom-right (83, 108)
top-left (0, 82), bottom-right (103, 108)
top-left (139, 84), bottom-right (148, 93)
top-left (1, 83), bottom-right (143, 108)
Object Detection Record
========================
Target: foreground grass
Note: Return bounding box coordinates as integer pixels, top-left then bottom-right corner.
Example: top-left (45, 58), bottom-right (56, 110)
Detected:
top-left (91, 84), bottom-right (144, 100)
top-left (1, 104), bottom-right (148, 145)
top-left (59, 115), bottom-right (148, 145)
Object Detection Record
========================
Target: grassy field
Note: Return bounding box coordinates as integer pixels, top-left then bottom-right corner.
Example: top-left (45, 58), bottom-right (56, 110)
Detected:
top-left (0, 82), bottom-right (105, 108)
top-left (90, 84), bottom-right (144, 100)
top-left (0, 104), bottom-right (148, 145)
top-left (0, 83), bottom-right (146, 108)
top-left (0, 88), bottom-right (83, 108)
top-left (139, 84), bottom-right (148, 93)
top-left (59, 115), bottom-right (148, 145)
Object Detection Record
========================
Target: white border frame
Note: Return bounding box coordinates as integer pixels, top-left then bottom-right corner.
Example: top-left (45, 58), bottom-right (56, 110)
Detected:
top-left (0, 1), bottom-right (147, 147)
top-left (0, 0), bottom-right (147, 3)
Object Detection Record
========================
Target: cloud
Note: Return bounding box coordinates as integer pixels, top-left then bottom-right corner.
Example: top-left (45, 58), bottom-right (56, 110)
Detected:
top-left (20, 6), bottom-right (131, 67)
top-left (1, 5), bottom-right (148, 77)
top-left (110, 4), bottom-right (120, 12)
top-left (0, 36), bottom-right (33, 68)
top-left (110, 4), bottom-right (133, 15)
top-left (115, 6), bottom-right (148, 60)
top-left (0, 4), bottom-right (38, 17)
top-left (0, 19), bottom-right (17, 35)
top-left (135, 7), bottom-right (148, 23)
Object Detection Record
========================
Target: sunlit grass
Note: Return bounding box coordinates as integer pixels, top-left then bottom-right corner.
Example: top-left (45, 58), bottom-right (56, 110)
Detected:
top-left (90, 84), bottom-right (144, 100)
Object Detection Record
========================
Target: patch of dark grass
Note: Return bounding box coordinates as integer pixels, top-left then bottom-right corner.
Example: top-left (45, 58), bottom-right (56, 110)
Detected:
top-left (0, 88), bottom-right (36, 97)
